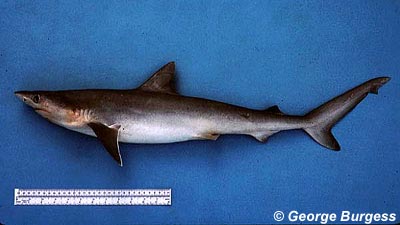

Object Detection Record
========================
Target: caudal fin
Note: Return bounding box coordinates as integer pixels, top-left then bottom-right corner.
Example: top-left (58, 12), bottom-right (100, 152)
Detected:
top-left (303, 77), bottom-right (390, 150)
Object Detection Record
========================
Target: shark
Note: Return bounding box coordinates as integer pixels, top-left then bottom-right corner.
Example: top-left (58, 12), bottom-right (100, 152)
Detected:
top-left (15, 62), bottom-right (390, 166)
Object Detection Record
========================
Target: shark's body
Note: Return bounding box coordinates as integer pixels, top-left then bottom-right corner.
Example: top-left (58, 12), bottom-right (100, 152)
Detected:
top-left (15, 62), bottom-right (390, 166)
top-left (56, 89), bottom-right (306, 143)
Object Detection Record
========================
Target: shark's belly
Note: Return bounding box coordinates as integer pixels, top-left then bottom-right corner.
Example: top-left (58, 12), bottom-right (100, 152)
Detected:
top-left (116, 116), bottom-right (216, 144)
top-left (64, 121), bottom-right (198, 144)
top-left (119, 124), bottom-right (195, 143)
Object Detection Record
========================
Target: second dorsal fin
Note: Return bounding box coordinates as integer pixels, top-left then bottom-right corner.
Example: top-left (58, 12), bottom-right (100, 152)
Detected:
top-left (138, 62), bottom-right (178, 95)
top-left (264, 105), bottom-right (284, 115)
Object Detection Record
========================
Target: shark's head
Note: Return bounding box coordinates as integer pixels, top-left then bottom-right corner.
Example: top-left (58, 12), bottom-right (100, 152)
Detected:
top-left (15, 91), bottom-right (76, 126)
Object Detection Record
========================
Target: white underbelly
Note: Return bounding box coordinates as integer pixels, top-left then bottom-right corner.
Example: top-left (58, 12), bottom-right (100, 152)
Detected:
top-left (63, 115), bottom-right (218, 144)
top-left (117, 116), bottom-right (217, 144)
top-left (65, 124), bottom-right (195, 144)
top-left (119, 124), bottom-right (196, 143)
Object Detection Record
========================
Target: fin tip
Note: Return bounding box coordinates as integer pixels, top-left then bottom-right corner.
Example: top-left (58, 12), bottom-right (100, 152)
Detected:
top-left (369, 76), bottom-right (391, 94)
top-left (330, 145), bottom-right (341, 151)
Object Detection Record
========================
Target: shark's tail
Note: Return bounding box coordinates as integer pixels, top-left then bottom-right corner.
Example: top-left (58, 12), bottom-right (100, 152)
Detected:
top-left (303, 77), bottom-right (390, 150)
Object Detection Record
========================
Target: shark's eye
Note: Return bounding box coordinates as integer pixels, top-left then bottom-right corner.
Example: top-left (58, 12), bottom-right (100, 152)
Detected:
top-left (32, 95), bottom-right (40, 104)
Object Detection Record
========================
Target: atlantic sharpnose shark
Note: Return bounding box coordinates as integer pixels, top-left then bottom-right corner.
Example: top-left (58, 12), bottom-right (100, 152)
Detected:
top-left (15, 62), bottom-right (390, 166)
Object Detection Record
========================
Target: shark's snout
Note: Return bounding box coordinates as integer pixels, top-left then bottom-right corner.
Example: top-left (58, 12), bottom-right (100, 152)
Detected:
top-left (15, 91), bottom-right (43, 109)
top-left (15, 91), bottom-right (29, 102)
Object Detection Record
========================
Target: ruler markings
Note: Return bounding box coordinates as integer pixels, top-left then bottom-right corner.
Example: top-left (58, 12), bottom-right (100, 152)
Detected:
top-left (14, 188), bottom-right (171, 206)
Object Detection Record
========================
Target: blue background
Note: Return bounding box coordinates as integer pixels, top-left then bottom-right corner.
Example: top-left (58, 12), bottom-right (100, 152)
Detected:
top-left (0, 0), bottom-right (399, 224)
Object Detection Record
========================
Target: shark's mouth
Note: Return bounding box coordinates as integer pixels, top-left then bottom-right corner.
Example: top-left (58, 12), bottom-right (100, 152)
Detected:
top-left (34, 108), bottom-right (51, 117)
top-left (34, 108), bottom-right (48, 112)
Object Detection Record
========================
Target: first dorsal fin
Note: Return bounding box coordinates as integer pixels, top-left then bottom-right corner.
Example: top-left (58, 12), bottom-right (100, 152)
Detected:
top-left (264, 105), bottom-right (284, 115)
top-left (138, 62), bottom-right (178, 95)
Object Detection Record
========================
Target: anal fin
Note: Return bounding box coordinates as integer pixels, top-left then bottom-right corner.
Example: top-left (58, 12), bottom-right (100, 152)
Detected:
top-left (250, 130), bottom-right (279, 143)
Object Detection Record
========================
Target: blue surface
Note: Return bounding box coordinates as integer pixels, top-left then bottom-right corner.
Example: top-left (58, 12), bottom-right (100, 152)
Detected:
top-left (0, 1), bottom-right (399, 224)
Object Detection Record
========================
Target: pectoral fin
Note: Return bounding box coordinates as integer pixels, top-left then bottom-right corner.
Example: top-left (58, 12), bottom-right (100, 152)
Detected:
top-left (88, 122), bottom-right (123, 167)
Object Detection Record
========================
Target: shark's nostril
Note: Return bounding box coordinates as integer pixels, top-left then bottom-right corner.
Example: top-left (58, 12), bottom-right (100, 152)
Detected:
top-left (23, 97), bottom-right (26, 102)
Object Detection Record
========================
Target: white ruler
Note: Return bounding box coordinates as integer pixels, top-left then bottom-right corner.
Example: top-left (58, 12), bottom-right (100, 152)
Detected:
top-left (14, 188), bottom-right (171, 206)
